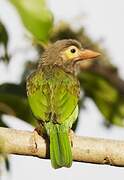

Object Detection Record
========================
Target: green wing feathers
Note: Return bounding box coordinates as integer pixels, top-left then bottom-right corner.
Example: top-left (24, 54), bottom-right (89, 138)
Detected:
top-left (27, 70), bottom-right (50, 121)
top-left (27, 66), bottom-right (79, 123)
top-left (26, 65), bottom-right (80, 168)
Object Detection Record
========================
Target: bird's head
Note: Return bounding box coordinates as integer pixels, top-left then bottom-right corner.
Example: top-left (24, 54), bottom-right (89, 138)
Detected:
top-left (39, 39), bottom-right (100, 73)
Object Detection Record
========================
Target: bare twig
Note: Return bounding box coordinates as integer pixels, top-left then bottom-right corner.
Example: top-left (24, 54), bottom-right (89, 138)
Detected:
top-left (0, 127), bottom-right (124, 167)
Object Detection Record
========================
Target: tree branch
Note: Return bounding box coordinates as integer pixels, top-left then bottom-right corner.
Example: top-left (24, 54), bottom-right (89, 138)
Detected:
top-left (0, 127), bottom-right (124, 167)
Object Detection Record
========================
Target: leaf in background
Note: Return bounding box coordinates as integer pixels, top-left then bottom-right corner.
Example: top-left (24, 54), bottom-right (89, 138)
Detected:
top-left (79, 71), bottom-right (124, 126)
top-left (0, 83), bottom-right (26, 97)
top-left (10, 0), bottom-right (53, 43)
top-left (0, 22), bottom-right (10, 63)
top-left (0, 83), bottom-right (36, 126)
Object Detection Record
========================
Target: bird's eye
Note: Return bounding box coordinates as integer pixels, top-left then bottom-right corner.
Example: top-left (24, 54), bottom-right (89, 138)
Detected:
top-left (70, 48), bottom-right (76, 53)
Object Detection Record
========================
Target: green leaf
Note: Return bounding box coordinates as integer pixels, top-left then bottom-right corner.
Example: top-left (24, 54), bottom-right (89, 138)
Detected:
top-left (0, 83), bottom-right (26, 97)
top-left (79, 71), bottom-right (124, 126)
top-left (0, 83), bottom-right (36, 126)
top-left (10, 0), bottom-right (53, 42)
top-left (0, 22), bottom-right (10, 63)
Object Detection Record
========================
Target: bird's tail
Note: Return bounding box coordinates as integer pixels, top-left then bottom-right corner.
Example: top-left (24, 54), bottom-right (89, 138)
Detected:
top-left (49, 123), bottom-right (72, 169)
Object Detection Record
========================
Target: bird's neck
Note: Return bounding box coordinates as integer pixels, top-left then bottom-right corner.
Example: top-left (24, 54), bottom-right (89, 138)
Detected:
top-left (38, 61), bottom-right (78, 75)
top-left (62, 62), bottom-right (79, 75)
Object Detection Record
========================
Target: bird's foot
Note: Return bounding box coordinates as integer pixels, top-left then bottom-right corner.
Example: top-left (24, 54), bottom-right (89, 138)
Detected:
top-left (34, 126), bottom-right (42, 136)
top-left (34, 121), bottom-right (47, 139)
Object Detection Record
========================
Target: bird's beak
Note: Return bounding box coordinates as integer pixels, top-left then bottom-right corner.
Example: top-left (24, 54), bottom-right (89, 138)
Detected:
top-left (74, 49), bottom-right (101, 62)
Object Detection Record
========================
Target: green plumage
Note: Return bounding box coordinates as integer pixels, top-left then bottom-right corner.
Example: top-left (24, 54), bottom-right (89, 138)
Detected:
top-left (49, 123), bottom-right (72, 168)
top-left (27, 65), bottom-right (79, 168)
top-left (26, 39), bottom-right (100, 168)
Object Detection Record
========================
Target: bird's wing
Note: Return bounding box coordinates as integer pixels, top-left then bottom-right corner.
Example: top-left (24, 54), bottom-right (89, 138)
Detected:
top-left (49, 67), bottom-right (80, 124)
top-left (26, 69), bottom-right (51, 121)
top-left (26, 66), bottom-right (80, 124)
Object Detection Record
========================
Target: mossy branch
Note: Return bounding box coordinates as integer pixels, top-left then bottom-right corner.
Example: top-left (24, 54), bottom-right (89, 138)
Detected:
top-left (0, 127), bottom-right (124, 167)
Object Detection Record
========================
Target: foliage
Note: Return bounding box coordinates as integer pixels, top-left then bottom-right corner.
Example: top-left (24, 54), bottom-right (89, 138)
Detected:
top-left (0, 22), bottom-right (10, 63)
top-left (0, 0), bottom-right (124, 128)
top-left (10, 0), bottom-right (53, 43)
top-left (0, 83), bottom-right (36, 126)
top-left (0, 0), bottom-right (124, 171)
top-left (79, 70), bottom-right (124, 126)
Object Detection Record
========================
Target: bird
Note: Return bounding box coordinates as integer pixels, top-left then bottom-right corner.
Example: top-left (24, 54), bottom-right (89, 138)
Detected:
top-left (26, 39), bottom-right (100, 169)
